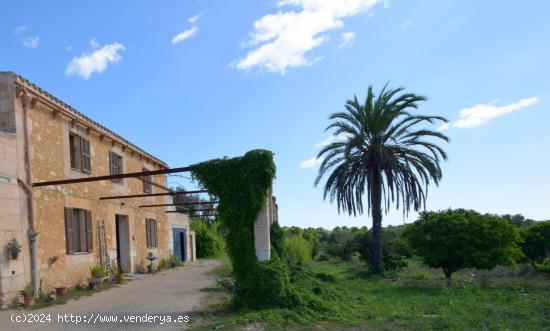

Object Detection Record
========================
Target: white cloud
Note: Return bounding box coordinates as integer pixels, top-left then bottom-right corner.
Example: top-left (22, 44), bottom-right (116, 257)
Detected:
top-left (338, 31), bottom-right (355, 48)
top-left (439, 97), bottom-right (540, 131)
top-left (300, 156), bottom-right (323, 169)
top-left (65, 42), bottom-right (125, 80)
top-left (400, 20), bottom-right (413, 30)
top-left (314, 135), bottom-right (337, 148)
top-left (188, 12), bottom-right (204, 24)
top-left (14, 25), bottom-right (27, 35)
top-left (89, 38), bottom-right (100, 49)
top-left (22, 36), bottom-right (40, 49)
top-left (172, 26), bottom-right (199, 44)
top-left (234, 0), bottom-right (383, 74)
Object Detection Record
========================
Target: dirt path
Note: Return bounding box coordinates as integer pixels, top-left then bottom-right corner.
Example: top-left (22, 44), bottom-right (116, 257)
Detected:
top-left (0, 259), bottom-right (222, 331)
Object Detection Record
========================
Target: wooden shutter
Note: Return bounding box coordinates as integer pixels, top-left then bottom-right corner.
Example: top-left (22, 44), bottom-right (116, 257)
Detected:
top-left (153, 220), bottom-right (158, 247)
top-left (69, 134), bottom-right (82, 170)
top-left (145, 219), bottom-right (151, 248)
top-left (109, 151), bottom-right (115, 175)
top-left (77, 210), bottom-right (86, 252)
top-left (81, 138), bottom-right (91, 173)
top-left (64, 208), bottom-right (74, 254)
top-left (85, 210), bottom-right (93, 252)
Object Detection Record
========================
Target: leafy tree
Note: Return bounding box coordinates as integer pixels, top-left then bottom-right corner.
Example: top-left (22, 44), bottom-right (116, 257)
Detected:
top-left (315, 85), bottom-right (449, 273)
top-left (356, 226), bottom-right (410, 272)
top-left (521, 221), bottom-right (550, 268)
top-left (284, 234), bottom-right (313, 265)
top-left (325, 226), bottom-right (360, 261)
top-left (501, 213), bottom-right (536, 228)
top-left (404, 209), bottom-right (522, 285)
top-left (190, 218), bottom-right (224, 258)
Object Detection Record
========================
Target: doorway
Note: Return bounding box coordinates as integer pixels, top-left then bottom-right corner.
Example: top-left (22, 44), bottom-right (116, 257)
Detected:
top-left (172, 228), bottom-right (186, 262)
top-left (115, 215), bottom-right (131, 273)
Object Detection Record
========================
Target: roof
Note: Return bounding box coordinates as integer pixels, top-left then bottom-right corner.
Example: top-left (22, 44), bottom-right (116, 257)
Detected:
top-left (1, 71), bottom-right (168, 168)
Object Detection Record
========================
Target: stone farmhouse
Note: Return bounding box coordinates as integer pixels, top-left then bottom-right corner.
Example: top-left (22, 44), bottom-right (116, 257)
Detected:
top-left (0, 72), bottom-right (196, 308)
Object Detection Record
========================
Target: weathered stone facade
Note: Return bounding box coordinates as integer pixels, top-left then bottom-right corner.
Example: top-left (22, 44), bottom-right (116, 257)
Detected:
top-left (0, 72), bottom-right (195, 308)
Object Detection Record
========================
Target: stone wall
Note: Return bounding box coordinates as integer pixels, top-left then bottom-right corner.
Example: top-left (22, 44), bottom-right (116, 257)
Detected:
top-left (0, 73), bottom-right (195, 308)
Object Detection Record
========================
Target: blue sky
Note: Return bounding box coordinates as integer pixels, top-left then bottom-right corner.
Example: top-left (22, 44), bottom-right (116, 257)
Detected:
top-left (2, 0), bottom-right (549, 229)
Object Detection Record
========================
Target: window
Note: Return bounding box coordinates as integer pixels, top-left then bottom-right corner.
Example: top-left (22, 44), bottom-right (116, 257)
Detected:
top-left (145, 218), bottom-right (158, 248)
top-left (109, 151), bottom-right (123, 183)
top-left (142, 168), bottom-right (152, 193)
top-left (64, 208), bottom-right (93, 254)
top-left (69, 133), bottom-right (91, 173)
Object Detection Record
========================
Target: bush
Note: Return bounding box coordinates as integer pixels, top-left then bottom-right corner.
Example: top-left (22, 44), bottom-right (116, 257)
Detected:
top-left (355, 229), bottom-right (408, 273)
top-left (325, 227), bottom-right (357, 261)
top-left (536, 258), bottom-right (550, 275)
top-left (404, 209), bottom-right (522, 285)
top-left (521, 221), bottom-right (550, 268)
top-left (284, 235), bottom-right (313, 265)
top-left (191, 219), bottom-right (224, 258)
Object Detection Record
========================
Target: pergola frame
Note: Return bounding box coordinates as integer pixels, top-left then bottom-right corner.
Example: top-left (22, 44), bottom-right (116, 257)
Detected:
top-left (139, 201), bottom-right (218, 208)
top-left (31, 167), bottom-right (215, 212)
top-left (32, 166), bottom-right (192, 187)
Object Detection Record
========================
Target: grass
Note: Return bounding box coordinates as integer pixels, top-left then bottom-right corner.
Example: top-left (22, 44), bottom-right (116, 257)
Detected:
top-left (31, 281), bottom-right (122, 310)
top-left (190, 258), bottom-right (550, 330)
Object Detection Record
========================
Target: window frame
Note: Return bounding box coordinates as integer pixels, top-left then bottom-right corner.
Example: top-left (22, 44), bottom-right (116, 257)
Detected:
top-left (69, 132), bottom-right (91, 174)
top-left (64, 207), bottom-right (93, 254)
top-left (142, 168), bottom-right (152, 193)
top-left (145, 218), bottom-right (158, 248)
top-left (109, 151), bottom-right (124, 184)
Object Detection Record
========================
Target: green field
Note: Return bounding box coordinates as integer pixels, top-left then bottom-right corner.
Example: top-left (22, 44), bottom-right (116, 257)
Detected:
top-left (191, 258), bottom-right (550, 330)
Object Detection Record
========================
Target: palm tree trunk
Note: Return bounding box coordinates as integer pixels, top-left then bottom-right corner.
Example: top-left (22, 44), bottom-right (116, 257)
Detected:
top-left (371, 171), bottom-right (383, 274)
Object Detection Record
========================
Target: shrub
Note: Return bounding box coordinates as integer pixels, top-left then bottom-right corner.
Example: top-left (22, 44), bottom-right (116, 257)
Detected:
top-left (191, 219), bottom-right (224, 258)
top-left (325, 227), bottom-right (357, 261)
top-left (536, 258), bottom-right (550, 275)
top-left (521, 221), bottom-right (550, 268)
top-left (270, 222), bottom-right (285, 258)
top-left (355, 228), bottom-right (408, 273)
top-left (284, 234), bottom-right (313, 265)
top-left (403, 209), bottom-right (522, 285)
top-left (89, 265), bottom-right (106, 278)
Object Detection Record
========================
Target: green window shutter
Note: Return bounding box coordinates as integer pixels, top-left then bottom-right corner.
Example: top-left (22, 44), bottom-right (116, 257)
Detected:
top-left (64, 208), bottom-right (74, 254)
top-left (85, 210), bottom-right (93, 252)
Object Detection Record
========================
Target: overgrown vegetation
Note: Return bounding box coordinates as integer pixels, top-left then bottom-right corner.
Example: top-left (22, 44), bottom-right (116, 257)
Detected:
top-left (191, 218), bottom-right (224, 258)
top-left (190, 150), bottom-right (299, 308)
top-left (192, 258), bottom-right (550, 330)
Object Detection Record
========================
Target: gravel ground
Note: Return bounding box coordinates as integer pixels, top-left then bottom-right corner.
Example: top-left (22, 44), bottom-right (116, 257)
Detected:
top-left (0, 259), bottom-right (222, 331)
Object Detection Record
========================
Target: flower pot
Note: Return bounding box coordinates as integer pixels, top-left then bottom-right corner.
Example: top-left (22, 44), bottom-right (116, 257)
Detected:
top-left (116, 278), bottom-right (123, 284)
top-left (11, 252), bottom-right (19, 260)
top-left (87, 277), bottom-right (102, 291)
top-left (24, 296), bottom-right (35, 308)
top-left (55, 287), bottom-right (67, 296)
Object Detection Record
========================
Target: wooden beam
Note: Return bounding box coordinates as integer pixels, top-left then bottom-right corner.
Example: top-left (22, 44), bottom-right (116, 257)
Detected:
top-left (32, 166), bottom-right (192, 187)
top-left (165, 209), bottom-right (217, 217)
top-left (139, 201), bottom-right (218, 208)
top-left (134, 176), bottom-right (172, 193)
top-left (99, 189), bottom-right (209, 201)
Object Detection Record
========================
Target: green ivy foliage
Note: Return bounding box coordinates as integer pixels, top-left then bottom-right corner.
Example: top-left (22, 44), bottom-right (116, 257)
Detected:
top-left (190, 150), bottom-right (299, 308)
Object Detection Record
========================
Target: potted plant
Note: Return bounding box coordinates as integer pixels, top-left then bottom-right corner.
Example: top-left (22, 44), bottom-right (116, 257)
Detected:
top-left (22, 284), bottom-right (34, 307)
top-left (7, 239), bottom-right (22, 260)
top-left (115, 269), bottom-right (125, 284)
top-left (88, 265), bottom-right (106, 290)
top-left (55, 286), bottom-right (67, 296)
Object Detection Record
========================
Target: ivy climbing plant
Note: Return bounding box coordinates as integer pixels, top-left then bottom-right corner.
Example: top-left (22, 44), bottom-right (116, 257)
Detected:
top-left (190, 150), bottom-right (299, 307)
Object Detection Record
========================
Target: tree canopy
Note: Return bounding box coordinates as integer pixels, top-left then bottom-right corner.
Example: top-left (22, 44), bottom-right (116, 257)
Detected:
top-left (403, 209), bottom-right (522, 285)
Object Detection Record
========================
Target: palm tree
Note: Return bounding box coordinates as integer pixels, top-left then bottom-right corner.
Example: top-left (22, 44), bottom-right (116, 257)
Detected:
top-left (315, 85), bottom-right (449, 273)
